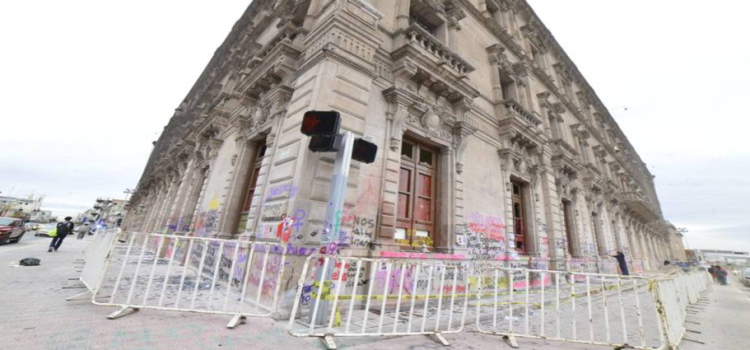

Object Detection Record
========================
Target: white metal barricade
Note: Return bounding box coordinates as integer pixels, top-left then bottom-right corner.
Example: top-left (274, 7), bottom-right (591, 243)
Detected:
top-left (473, 266), bottom-right (665, 350)
top-left (287, 254), bottom-right (471, 349)
top-left (91, 232), bottom-right (287, 328)
top-left (67, 228), bottom-right (121, 301)
top-left (652, 269), bottom-right (710, 349)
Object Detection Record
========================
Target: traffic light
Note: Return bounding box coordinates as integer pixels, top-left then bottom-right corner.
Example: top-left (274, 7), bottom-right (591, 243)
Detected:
top-left (301, 111), bottom-right (340, 135)
top-left (308, 135), bottom-right (339, 153)
top-left (352, 138), bottom-right (377, 164)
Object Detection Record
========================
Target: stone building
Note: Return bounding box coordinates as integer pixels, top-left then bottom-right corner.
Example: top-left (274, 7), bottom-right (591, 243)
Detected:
top-left (124, 0), bottom-right (683, 274)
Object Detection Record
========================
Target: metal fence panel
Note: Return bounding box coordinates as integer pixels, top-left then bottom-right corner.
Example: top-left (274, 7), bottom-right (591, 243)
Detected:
top-left (473, 265), bottom-right (664, 350)
top-left (91, 232), bottom-right (287, 323)
top-left (79, 228), bottom-right (121, 293)
top-left (287, 254), bottom-right (472, 348)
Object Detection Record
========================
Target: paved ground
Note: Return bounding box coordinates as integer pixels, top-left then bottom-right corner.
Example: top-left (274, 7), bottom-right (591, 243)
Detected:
top-left (679, 274), bottom-right (750, 350)
top-left (0, 234), bottom-right (738, 350)
top-left (0, 234), bottom-right (315, 350)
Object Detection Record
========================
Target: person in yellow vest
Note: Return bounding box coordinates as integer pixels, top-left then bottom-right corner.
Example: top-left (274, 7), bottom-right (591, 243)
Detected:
top-left (48, 216), bottom-right (74, 252)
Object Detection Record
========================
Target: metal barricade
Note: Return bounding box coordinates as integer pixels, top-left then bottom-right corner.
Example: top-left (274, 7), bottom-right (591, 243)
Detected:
top-left (67, 228), bottom-right (121, 301)
top-left (652, 269), bottom-right (710, 349)
top-left (287, 255), bottom-right (471, 349)
top-left (91, 232), bottom-right (287, 327)
top-left (473, 266), bottom-right (664, 349)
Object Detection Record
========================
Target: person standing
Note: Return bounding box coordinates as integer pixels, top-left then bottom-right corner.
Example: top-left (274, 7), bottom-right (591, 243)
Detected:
top-left (612, 250), bottom-right (630, 276)
top-left (49, 216), bottom-right (74, 252)
top-left (717, 266), bottom-right (729, 285)
top-left (76, 222), bottom-right (89, 240)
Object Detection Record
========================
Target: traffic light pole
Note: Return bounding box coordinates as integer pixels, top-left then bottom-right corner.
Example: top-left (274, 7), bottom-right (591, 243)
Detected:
top-left (322, 130), bottom-right (354, 248)
top-left (310, 131), bottom-right (354, 326)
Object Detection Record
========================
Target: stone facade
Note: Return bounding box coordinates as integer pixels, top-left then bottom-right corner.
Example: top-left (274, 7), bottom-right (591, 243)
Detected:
top-left (124, 0), bottom-right (683, 274)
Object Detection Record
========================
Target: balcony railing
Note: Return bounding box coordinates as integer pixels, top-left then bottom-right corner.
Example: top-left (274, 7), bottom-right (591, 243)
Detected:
top-left (504, 99), bottom-right (542, 126)
top-left (403, 24), bottom-right (474, 76)
top-left (618, 191), bottom-right (660, 220)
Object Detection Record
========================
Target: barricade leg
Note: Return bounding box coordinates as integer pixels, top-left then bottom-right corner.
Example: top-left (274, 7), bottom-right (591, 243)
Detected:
top-left (107, 306), bottom-right (139, 319)
top-left (432, 333), bottom-right (450, 346)
top-left (227, 314), bottom-right (247, 329)
top-left (66, 290), bottom-right (92, 301)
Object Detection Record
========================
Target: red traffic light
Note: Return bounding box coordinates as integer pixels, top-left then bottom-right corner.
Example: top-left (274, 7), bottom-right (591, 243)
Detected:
top-left (301, 111), bottom-right (340, 136)
top-left (352, 138), bottom-right (377, 164)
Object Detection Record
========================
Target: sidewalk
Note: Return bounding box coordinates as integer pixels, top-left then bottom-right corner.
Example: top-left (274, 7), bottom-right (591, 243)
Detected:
top-left (679, 275), bottom-right (750, 350)
top-left (0, 235), bottom-right (724, 350)
top-left (0, 235), bottom-right (317, 350)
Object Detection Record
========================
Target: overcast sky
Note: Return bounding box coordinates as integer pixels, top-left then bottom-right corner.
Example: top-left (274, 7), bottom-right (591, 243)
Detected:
top-left (1, 1), bottom-right (747, 252)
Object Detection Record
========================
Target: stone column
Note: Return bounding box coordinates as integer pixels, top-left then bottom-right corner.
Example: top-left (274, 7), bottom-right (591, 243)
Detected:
top-left (165, 159), bottom-right (196, 234)
top-left (395, 0), bottom-right (411, 30)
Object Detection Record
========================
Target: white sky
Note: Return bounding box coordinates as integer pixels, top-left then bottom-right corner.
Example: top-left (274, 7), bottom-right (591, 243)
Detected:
top-left (1, 1), bottom-right (747, 252)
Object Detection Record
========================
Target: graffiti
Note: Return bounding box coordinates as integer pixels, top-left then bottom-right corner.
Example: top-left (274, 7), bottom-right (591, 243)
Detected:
top-left (290, 209), bottom-right (306, 232)
top-left (379, 251), bottom-right (466, 260)
top-left (276, 215), bottom-right (295, 243)
top-left (260, 203), bottom-right (285, 222)
top-left (300, 284), bottom-right (313, 304)
top-left (539, 236), bottom-right (549, 255)
top-left (263, 183), bottom-right (298, 203)
top-left (395, 235), bottom-right (433, 248)
top-left (465, 212), bottom-right (506, 241)
top-left (555, 238), bottom-right (566, 252)
top-left (247, 252), bottom-right (284, 298)
top-left (344, 263), bottom-right (369, 288)
top-left (338, 230), bottom-right (350, 246)
top-left (284, 243), bottom-right (315, 256)
top-left (349, 216), bottom-right (374, 248)
top-left (332, 261), bottom-right (350, 281)
top-left (462, 223), bottom-right (505, 260)
top-left (536, 218), bottom-right (547, 235)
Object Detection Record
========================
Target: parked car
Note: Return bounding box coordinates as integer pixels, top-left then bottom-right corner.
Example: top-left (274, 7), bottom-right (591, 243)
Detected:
top-left (741, 268), bottom-right (750, 287)
top-left (0, 217), bottom-right (26, 244)
top-left (35, 223), bottom-right (57, 237)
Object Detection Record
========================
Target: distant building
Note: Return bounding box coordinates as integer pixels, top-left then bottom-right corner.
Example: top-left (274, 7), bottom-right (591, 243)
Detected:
top-left (29, 210), bottom-right (54, 223)
top-left (0, 195), bottom-right (44, 221)
top-left (691, 249), bottom-right (750, 266)
top-left (82, 198), bottom-right (129, 229)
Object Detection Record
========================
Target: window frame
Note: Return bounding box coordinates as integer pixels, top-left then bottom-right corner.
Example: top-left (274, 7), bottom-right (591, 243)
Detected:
top-left (235, 141), bottom-right (267, 234)
top-left (396, 138), bottom-right (438, 248)
top-left (511, 179), bottom-right (528, 253)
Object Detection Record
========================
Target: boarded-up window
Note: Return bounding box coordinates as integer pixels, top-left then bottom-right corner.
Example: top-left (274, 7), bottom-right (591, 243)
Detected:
top-left (397, 139), bottom-right (436, 247)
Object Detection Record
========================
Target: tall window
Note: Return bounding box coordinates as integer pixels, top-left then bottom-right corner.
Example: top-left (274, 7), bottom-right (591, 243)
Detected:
top-left (500, 74), bottom-right (516, 102)
top-left (511, 180), bottom-right (527, 252)
top-left (397, 139), bottom-right (437, 247)
top-left (235, 142), bottom-right (267, 233)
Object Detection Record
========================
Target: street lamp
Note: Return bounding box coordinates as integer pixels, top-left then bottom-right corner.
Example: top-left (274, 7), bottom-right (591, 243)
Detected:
top-left (677, 227), bottom-right (690, 250)
top-left (123, 188), bottom-right (134, 201)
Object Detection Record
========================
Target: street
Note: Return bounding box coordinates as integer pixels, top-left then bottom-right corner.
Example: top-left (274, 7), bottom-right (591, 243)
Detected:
top-left (0, 235), bottom-right (736, 350)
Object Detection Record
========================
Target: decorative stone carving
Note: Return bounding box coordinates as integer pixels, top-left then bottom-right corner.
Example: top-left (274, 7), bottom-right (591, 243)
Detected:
top-left (452, 121), bottom-right (476, 174)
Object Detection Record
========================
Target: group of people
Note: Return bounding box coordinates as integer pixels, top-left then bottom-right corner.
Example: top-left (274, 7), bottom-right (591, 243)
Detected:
top-left (47, 216), bottom-right (91, 252)
top-left (708, 265), bottom-right (729, 285)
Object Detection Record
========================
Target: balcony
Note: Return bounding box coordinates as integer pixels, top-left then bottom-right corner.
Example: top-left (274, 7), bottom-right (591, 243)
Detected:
top-left (399, 24), bottom-right (474, 76)
top-left (503, 99), bottom-right (542, 127)
top-left (550, 138), bottom-right (580, 172)
top-left (618, 191), bottom-right (660, 221)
